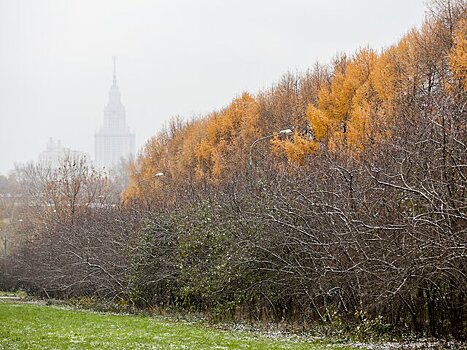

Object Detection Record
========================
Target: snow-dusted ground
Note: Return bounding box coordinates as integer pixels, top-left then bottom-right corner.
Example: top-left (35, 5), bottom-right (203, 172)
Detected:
top-left (216, 323), bottom-right (466, 349)
top-left (349, 340), bottom-right (465, 349)
top-left (5, 298), bottom-right (466, 349)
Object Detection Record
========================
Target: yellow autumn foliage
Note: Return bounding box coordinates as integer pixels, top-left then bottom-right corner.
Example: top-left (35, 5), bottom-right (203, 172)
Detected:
top-left (450, 18), bottom-right (467, 90)
top-left (271, 131), bottom-right (318, 165)
top-left (124, 4), bottom-right (465, 205)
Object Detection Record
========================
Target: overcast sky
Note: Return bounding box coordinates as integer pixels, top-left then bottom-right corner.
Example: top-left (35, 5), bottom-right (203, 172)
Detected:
top-left (0, 0), bottom-right (427, 175)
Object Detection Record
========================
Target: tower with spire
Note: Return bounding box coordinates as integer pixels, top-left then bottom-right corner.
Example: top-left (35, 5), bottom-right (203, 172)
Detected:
top-left (95, 57), bottom-right (135, 169)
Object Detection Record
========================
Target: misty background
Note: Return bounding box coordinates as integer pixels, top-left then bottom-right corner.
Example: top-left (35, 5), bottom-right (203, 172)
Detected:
top-left (0, 0), bottom-right (426, 175)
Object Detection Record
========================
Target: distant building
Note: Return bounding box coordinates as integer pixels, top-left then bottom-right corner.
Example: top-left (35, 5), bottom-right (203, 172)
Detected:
top-left (38, 138), bottom-right (87, 168)
top-left (95, 57), bottom-right (135, 169)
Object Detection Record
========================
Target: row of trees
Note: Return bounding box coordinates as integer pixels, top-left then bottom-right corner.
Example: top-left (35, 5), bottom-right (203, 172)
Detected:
top-left (1, 0), bottom-right (465, 340)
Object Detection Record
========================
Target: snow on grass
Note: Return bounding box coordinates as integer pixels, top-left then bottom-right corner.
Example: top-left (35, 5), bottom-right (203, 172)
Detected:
top-left (0, 301), bottom-right (353, 349)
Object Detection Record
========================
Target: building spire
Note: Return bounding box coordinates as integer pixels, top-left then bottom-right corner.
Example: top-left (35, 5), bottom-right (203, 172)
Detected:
top-left (112, 56), bottom-right (117, 85)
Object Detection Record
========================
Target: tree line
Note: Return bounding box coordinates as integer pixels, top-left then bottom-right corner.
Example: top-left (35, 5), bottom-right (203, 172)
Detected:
top-left (1, 0), bottom-right (465, 340)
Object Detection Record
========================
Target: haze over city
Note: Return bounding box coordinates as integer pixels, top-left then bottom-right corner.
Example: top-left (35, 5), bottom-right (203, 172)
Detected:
top-left (0, 0), bottom-right (426, 175)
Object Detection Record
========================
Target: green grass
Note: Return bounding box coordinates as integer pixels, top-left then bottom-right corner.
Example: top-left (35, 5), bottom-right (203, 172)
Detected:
top-left (0, 301), bottom-right (354, 349)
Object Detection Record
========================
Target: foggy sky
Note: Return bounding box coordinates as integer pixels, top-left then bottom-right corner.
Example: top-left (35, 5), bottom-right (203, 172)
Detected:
top-left (0, 0), bottom-right (426, 175)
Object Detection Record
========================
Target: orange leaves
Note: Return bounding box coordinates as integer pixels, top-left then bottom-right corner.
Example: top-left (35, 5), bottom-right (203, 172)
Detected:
top-left (125, 93), bottom-right (263, 205)
top-left (306, 48), bottom-right (378, 152)
top-left (271, 131), bottom-right (317, 165)
top-left (449, 18), bottom-right (467, 90)
top-left (124, 134), bottom-right (168, 206)
top-left (194, 139), bottom-right (211, 165)
top-left (193, 92), bottom-right (260, 181)
top-left (305, 17), bottom-right (462, 155)
top-left (306, 104), bottom-right (333, 141)
top-left (371, 46), bottom-right (401, 111)
top-left (124, 3), bottom-right (466, 206)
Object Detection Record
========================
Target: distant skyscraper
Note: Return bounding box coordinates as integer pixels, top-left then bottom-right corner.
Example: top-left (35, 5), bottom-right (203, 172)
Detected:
top-left (39, 138), bottom-right (87, 168)
top-left (95, 57), bottom-right (135, 169)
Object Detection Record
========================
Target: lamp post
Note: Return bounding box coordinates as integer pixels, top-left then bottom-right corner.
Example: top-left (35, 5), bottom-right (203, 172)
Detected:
top-left (154, 172), bottom-right (165, 189)
top-left (249, 128), bottom-right (293, 169)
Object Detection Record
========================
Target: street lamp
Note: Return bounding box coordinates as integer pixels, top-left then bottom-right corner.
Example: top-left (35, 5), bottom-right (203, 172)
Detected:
top-left (249, 128), bottom-right (293, 168)
top-left (154, 172), bottom-right (165, 189)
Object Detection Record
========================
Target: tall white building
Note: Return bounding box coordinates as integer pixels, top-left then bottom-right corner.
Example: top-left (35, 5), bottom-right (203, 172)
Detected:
top-left (39, 138), bottom-right (87, 168)
top-left (95, 57), bottom-right (135, 169)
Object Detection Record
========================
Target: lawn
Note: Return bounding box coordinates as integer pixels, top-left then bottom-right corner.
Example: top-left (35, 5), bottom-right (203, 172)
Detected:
top-left (0, 300), bottom-right (353, 349)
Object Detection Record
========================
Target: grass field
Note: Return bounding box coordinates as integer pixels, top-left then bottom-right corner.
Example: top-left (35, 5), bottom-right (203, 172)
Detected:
top-left (0, 300), bottom-right (354, 349)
